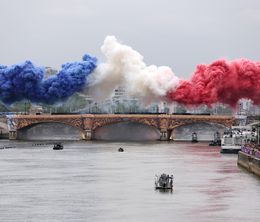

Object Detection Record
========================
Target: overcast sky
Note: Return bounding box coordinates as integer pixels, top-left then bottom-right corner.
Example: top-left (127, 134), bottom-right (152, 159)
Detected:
top-left (0, 0), bottom-right (259, 78)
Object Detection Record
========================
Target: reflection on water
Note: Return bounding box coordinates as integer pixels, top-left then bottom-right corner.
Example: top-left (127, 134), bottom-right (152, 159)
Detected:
top-left (0, 141), bottom-right (259, 222)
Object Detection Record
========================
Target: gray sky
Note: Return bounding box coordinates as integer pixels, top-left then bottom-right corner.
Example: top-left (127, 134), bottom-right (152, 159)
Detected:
top-left (0, 0), bottom-right (259, 78)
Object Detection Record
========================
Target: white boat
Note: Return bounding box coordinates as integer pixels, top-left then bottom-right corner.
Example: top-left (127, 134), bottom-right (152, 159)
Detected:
top-left (221, 126), bottom-right (257, 154)
top-left (221, 131), bottom-right (242, 153)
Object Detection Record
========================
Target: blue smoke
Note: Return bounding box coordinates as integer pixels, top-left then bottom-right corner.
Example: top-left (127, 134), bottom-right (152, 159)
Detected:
top-left (0, 54), bottom-right (97, 104)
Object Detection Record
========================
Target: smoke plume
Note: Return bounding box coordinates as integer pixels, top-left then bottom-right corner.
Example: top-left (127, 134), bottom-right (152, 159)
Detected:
top-left (0, 35), bottom-right (259, 108)
top-left (166, 59), bottom-right (260, 107)
top-left (0, 54), bottom-right (96, 104)
top-left (86, 36), bottom-right (179, 104)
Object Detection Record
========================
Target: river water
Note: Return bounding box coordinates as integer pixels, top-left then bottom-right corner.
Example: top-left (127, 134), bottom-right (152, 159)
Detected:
top-left (0, 141), bottom-right (259, 222)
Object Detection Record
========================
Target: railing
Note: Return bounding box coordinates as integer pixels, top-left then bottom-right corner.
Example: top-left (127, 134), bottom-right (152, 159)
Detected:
top-left (241, 146), bottom-right (254, 155)
top-left (241, 145), bottom-right (260, 159)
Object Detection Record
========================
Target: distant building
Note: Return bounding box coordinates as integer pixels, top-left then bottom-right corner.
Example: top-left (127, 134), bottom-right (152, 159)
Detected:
top-left (80, 86), bottom-right (162, 114)
top-left (44, 67), bottom-right (58, 79)
top-left (237, 99), bottom-right (260, 116)
top-left (113, 86), bottom-right (127, 101)
top-left (29, 105), bottom-right (43, 115)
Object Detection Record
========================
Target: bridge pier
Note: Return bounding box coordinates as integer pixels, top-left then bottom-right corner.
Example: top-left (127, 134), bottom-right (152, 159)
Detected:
top-left (160, 129), bottom-right (172, 141)
top-left (160, 130), bottom-right (167, 141)
top-left (82, 129), bottom-right (92, 140)
top-left (9, 130), bottom-right (17, 140)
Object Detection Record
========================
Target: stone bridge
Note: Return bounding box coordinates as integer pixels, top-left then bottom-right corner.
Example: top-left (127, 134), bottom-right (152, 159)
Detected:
top-left (0, 116), bottom-right (8, 138)
top-left (0, 116), bottom-right (8, 130)
top-left (8, 114), bottom-right (234, 140)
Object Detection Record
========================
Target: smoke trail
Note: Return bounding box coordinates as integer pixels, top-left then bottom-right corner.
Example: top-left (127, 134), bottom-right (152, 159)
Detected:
top-left (86, 36), bottom-right (260, 107)
top-left (166, 59), bottom-right (260, 107)
top-left (86, 36), bottom-right (179, 104)
top-left (1, 35), bottom-right (259, 108)
top-left (0, 54), bottom-right (97, 104)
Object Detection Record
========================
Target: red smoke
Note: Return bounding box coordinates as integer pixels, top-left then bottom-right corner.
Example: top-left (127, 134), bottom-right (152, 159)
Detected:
top-left (167, 59), bottom-right (260, 107)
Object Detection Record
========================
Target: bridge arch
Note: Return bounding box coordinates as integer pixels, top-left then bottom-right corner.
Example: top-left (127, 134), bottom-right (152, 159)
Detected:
top-left (0, 122), bottom-right (8, 131)
top-left (17, 121), bottom-right (86, 140)
top-left (171, 121), bottom-right (229, 130)
top-left (0, 122), bottom-right (9, 139)
top-left (93, 121), bottom-right (161, 141)
top-left (171, 121), bottom-right (228, 141)
top-left (91, 117), bottom-right (159, 131)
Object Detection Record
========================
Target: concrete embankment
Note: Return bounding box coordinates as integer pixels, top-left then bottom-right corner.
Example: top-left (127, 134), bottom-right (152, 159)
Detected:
top-left (238, 151), bottom-right (260, 177)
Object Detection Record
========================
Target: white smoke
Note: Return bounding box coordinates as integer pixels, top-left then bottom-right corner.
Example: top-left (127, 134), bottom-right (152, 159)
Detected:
top-left (86, 36), bottom-right (179, 104)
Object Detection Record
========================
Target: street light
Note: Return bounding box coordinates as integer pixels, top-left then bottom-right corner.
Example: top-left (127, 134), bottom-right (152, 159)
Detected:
top-left (257, 127), bottom-right (259, 145)
top-left (24, 102), bottom-right (26, 114)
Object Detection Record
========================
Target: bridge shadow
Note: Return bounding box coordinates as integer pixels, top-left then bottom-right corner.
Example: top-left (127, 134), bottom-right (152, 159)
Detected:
top-left (93, 122), bottom-right (161, 141)
top-left (17, 122), bottom-right (82, 140)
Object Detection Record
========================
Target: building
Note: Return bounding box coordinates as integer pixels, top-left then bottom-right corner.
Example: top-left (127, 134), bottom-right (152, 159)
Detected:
top-left (44, 67), bottom-right (58, 79)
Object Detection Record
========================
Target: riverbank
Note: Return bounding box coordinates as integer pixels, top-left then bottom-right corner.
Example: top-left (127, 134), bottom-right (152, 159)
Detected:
top-left (0, 141), bottom-right (259, 221)
top-left (238, 149), bottom-right (260, 177)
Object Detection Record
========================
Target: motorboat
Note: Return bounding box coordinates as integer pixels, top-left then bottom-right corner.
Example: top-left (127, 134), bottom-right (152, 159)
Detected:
top-left (155, 173), bottom-right (173, 190)
top-left (220, 126), bottom-right (257, 154)
top-left (0, 145), bottom-right (16, 149)
top-left (209, 140), bottom-right (221, 146)
top-left (53, 143), bottom-right (63, 150)
top-left (118, 147), bottom-right (124, 152)
top-left (209, 131), bottom-right (221, 146)
top-left (220, 130), bottom-right (243, 153)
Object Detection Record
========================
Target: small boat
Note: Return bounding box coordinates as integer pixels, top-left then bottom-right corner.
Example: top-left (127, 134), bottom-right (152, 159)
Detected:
top-left (209, 131), bottom-right (221, 146)
top-left (53, 143), bottom-right (63, 150)
top-left (118, 147), bottom-right (124, 152)
top-left (155, 173), bottom-right (173, 190)
top-left (209, 140), bottom-right (221, 146)
top-left (191, 132), bottom-right (198, 143)
top-left (0, 145), bottom-right (16, 149)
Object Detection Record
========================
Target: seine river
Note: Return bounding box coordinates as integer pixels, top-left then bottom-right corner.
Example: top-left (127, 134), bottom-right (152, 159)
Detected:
top-left (0, 141), bottom-right (259, 222)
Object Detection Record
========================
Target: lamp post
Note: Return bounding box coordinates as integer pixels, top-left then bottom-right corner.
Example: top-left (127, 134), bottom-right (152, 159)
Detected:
top-left (24, 102), bottom-right (26, 114)
top-left (257, 125), bottom-right (260, 145)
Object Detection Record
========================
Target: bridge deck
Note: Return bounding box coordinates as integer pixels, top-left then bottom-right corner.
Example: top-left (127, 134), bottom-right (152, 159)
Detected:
top-left (14, 114), bottom-right (233, 120)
